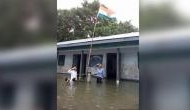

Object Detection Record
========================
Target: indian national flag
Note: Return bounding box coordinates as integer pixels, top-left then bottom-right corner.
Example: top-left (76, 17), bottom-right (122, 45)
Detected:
top-left (97, 4), bottom-right (116, 19)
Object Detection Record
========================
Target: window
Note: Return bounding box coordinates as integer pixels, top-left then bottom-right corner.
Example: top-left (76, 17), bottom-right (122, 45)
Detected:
top-left (58, 55), bottom-right (65, 66)
top-left (89, 55), bottom-right (103, 67)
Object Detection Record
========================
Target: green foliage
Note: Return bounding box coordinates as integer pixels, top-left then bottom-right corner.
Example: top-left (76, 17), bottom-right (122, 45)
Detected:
top-left (57, 1), bottom-right (138, 42)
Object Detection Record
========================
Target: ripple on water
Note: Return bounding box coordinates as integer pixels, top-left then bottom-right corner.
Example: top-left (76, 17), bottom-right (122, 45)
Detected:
top-left (95, 104), bottom-right (100, 108)
top-left (109, 106), bottom-right (114, 109)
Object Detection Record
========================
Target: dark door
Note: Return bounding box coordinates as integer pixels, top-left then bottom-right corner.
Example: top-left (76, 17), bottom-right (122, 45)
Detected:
top-left (106, 53), bottom-right (117, 79)
top-left (73, 54), bottom-right (81, 75)
top-left (81, 54), bottom-right (87, 75)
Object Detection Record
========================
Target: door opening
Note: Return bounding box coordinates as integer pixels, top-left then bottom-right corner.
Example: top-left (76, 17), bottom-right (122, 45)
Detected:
top-left (73, 54), bottom-right (81, 76)
top-left (81, 54), bottom-right (87, 76)
top-left (106, 53), bottom-right (117, 79)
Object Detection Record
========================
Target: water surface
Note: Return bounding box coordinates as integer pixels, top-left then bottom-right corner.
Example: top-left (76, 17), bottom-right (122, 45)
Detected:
top-left (57, 74), bottom-right (139, 110)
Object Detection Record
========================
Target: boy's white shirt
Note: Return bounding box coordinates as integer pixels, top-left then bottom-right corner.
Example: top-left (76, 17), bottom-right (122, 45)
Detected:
top-left (68, 69), bottom-right (77, 81)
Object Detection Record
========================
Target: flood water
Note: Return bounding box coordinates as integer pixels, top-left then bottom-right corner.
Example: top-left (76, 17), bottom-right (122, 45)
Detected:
top-left (57, 74), bottom-right (139, 110)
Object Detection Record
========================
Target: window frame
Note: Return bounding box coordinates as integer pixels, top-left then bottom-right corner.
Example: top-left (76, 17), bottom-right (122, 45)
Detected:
top-left (58, 55), bottom-right (65, 66)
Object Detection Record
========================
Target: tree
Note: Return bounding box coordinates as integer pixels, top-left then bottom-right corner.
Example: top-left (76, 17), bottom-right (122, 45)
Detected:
top-left (57, 0), bottom-right (138, 42)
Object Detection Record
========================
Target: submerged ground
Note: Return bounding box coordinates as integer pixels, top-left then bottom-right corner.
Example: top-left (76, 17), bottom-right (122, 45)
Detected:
top-left (57, 74), bottom-right (139, 110)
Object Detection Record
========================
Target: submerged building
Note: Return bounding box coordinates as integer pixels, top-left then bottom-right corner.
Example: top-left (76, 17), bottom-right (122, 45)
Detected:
top-left (57, 32), bottom-right (139, 81)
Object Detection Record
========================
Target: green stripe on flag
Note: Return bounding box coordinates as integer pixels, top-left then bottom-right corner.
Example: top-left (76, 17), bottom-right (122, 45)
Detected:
top-left (97, 13), bottom-right (116, 21)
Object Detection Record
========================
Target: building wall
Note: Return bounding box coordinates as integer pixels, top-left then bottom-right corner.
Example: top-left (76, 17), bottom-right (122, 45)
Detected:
top-left (57, 53), bottom-right (73, 73)
top-left (120, 47), bottom-right (139, 80)
top-left (57, 46), bottom-right (139, 80)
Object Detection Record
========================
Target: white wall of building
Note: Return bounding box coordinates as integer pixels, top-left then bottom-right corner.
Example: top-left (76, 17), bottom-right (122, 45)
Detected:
top-left (57, 52), bottom-right (73, 73)
top-left (120, 47), bottom-right (139, 80)
top-left (57, 46), bottom-right (139, 80)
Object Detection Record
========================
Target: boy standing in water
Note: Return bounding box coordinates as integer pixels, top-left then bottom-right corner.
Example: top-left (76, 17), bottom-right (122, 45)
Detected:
top-left (66, 66), bottom-right (77, 86)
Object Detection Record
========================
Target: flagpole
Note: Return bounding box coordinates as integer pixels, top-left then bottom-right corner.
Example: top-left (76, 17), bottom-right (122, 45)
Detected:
top-left (86, 19), bottom-right (97, 77)
top-left (86, 0), bottom-right (100, 81)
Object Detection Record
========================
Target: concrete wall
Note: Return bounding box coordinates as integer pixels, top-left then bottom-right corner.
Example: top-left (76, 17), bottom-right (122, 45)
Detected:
top-left (120, 47), bottom-right (139, 80)
top-left (57, 53), bottom-right (73, 73)
top-left (57, 46), bottom-right (139, 80)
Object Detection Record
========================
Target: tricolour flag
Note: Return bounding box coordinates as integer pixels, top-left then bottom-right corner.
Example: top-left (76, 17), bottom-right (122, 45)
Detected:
top-left (97, 4), bottom-right (116, 20)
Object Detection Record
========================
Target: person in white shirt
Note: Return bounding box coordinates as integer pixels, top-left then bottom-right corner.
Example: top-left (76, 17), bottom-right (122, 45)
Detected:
top-left (67, 66), bottom-right (77, 86)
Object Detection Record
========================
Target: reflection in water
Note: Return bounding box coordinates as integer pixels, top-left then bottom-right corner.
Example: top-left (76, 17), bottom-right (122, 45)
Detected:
top-left (67, 85), bottom-right (76, 97)
top-left (57, 74), bottom-right (139, 110)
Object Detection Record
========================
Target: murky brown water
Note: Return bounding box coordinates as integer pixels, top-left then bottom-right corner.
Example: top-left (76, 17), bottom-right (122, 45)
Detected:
top-left (57, 74), bottom-right (139, 110)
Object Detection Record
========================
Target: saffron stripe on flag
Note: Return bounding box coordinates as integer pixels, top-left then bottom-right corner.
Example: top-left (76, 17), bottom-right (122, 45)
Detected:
top-left (97, 3), bottom-right (116, 20)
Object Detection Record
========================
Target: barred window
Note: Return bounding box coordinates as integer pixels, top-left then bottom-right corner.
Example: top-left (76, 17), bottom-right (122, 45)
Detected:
top-left (58, 55), bottom-right (65, 66)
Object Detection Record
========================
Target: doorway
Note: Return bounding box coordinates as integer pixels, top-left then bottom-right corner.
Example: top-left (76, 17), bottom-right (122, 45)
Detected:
top-left (73, 54), bottom-right (87, 77)
top-left (81, 54), bottom-right (87, 75)
top-left (73, 54), bottom-right (81, 74)
top-left (106, 53), bottom-right (117, 79)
